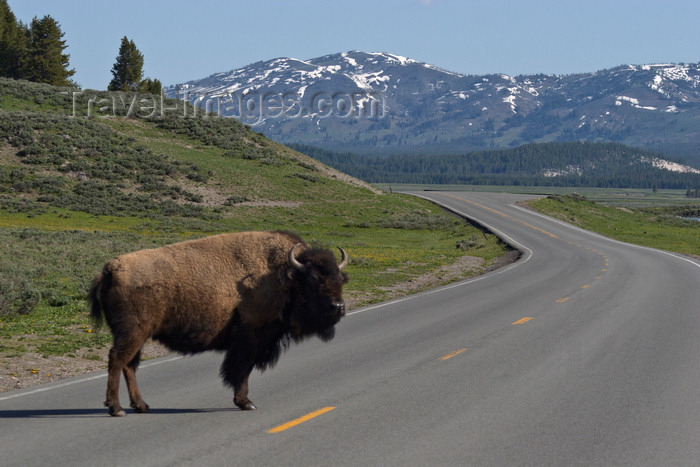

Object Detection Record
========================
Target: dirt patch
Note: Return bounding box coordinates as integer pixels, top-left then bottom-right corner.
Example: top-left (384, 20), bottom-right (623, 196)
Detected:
top-left (0, 341), bottom-right (169, 393)
top-left (343, 249), bottom-right (520, 309)
top-left (0, 250), bottom-right (520, 394)
top-left (239, 200), bottom-right (302, 208)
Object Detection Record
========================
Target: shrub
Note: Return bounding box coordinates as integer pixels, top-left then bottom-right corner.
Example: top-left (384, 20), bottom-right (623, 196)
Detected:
top-left (0, 110), bottom-right (219, 219)
top-left (379, 210), bottom-right (454, 230)
top-left (0, 273), bottom-right (41, 316)
top-left (291, 173), bottom-right (322, 183)
top-left (456, 235), bottom-right (485, 250)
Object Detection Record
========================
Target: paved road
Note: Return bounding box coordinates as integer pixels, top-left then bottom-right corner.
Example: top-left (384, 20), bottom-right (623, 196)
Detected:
top-left (1, 191), bottom-right (699, 466)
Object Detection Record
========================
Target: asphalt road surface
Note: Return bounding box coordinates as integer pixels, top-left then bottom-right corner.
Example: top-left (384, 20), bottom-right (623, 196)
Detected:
top-left (1, 191), bottom-right (698, 466)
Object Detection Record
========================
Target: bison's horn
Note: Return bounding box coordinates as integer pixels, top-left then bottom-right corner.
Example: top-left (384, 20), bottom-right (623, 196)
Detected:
top-left (289, 243), bottom-right (305, 271)
top-left (338, 247), bottom-right (348, 270)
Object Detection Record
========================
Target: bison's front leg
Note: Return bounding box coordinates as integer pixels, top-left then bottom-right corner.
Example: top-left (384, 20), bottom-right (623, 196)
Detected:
top-left (233, 373), bottom-right (256, 411)
top-left (221, 348), bottom-right (257, 410)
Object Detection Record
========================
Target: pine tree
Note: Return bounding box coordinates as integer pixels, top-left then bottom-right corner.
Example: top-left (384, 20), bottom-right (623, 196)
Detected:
top-left (138, 77), bottom-right (162, 94)
top-left (21, 15), bottom-right (75, 85)
top-left (0, 0), bottom-right (27, 78)
top-left (108, 36), bottom-right (144, 91)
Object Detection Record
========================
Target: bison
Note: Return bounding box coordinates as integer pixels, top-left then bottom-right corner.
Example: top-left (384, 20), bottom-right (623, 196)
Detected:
top-left (88, 230), bottom-right (348, 416)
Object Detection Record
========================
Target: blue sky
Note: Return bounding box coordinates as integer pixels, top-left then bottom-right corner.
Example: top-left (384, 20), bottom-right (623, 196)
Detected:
top-left (8, 0), bottom-right (700, 90)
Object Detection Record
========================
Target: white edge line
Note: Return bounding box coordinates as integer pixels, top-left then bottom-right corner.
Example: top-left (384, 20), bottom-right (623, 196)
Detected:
top-left (2, 193), bottom-right (535, 401)
top-left (510, 203), bottom-right (700, 270)
top-left (0, 356), bottom-right (183, 402)
top-left (349, 192), bottom-right (534, 316)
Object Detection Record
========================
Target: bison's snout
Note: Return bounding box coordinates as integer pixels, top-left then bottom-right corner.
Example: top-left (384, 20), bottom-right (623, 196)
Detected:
top-left (333, 301), bottom-right (346, 317)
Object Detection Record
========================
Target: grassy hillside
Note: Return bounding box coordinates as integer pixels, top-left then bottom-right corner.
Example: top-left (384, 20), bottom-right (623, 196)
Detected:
top-left (0, 78), bottom-right (510, 365)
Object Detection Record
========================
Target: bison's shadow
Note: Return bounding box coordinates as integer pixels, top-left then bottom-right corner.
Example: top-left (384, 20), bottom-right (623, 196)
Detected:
top-left (0, 407), bottom-right (238, 419)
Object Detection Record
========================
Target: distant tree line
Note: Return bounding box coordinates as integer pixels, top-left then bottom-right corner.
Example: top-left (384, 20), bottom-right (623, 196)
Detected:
top-left (291, 142), bottom-right (700, 190)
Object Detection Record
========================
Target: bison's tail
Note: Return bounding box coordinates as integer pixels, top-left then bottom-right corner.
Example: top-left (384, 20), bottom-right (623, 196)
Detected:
top-left (88, 268), bottom-right (110, 328)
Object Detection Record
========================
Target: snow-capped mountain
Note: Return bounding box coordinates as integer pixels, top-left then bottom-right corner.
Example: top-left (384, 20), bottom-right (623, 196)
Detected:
top-left (166, 52), bottom-right (700, 163)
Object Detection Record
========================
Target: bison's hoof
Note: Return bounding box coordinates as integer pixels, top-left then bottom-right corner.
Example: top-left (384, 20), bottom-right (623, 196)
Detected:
top-left (235, 399), bottom-right (257, 410)
top-left (108, 407), bottom-right (126, 417)
top-left (105, 401), bottom-right (126, 417)
top-left (131, 401), bottom-right (150, 413)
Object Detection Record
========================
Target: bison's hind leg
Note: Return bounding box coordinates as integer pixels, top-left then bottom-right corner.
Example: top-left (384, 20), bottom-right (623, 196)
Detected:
top-left (105, 340), bottom-right (148, 417)
top-left (124, 350), bottom-right (149, 413)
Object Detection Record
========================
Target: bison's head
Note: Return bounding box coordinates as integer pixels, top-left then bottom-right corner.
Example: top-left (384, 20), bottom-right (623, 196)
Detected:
top-left (285, 244), bottom-right (349, 341)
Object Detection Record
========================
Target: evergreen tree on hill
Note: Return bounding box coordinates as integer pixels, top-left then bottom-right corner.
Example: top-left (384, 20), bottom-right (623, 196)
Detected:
top-left (139, 76), bottom-right (162, 95)
top-left (108, 36), bottom-right (144, 91)
top-left (0, 0), bottom-right (27, 78)
top-left (21, 15), bottom-right (75, 85)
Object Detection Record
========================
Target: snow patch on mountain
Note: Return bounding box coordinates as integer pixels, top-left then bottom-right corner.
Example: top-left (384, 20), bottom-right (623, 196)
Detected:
top-left (616, 95), bottom-right (657, 110)
top-left (640, 157), bottom-right (700, 174)
top-left (543, 165), bottom-right (584, 177)
top-left (350, 71), bottom-right (390, 90)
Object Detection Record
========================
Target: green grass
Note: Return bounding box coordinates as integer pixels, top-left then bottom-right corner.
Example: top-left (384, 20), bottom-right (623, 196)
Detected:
top-left (0, 206), bottom-right (507, 357)
top-left (527, 194), bottom-right (700, 255)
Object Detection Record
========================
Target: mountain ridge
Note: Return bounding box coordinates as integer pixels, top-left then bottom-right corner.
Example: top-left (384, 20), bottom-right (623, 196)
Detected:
top-left (166, 51), bottom-right (700, 164)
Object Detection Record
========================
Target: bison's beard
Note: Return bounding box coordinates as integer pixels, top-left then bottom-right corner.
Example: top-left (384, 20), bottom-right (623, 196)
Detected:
top-left (316, 326), bottom-right (336, 342)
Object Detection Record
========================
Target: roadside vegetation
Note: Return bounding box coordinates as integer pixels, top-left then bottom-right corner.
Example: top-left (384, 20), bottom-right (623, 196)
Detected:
top-left (527, 194), bottom-right (700, 256)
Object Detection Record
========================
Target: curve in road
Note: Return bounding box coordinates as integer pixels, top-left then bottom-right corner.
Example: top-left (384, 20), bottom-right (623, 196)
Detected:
top-left (1, 191), bottom-right (698, 466)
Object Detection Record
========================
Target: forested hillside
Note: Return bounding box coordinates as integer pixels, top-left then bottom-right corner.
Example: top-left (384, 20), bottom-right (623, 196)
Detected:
top-left (292, 142), bottom-right (700, 189)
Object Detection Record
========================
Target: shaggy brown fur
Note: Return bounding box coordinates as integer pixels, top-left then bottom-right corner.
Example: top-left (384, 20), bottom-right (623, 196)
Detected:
top-left (89, 230), bottom-right (348, 416)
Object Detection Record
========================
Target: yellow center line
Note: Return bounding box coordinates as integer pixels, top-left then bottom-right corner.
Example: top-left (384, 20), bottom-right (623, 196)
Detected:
top-left (445, 193), bottom-right (509, 217)
top-left (442, 194), bottom-right (614, 311)
top-left (267, 406), bottom-right (336, 434)
top-left (513, 317), bottom-right (533, 325)
top-left (444, 193), bottom-right (559, 239)
top-left (440, 348), bottom-right (468, 360)
top-left (520, 221), bottom-right (559, 238)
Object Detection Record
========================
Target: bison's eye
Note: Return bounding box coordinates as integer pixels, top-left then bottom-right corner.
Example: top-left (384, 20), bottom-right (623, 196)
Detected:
top-left (305, 271), bottom-right (320, 285)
